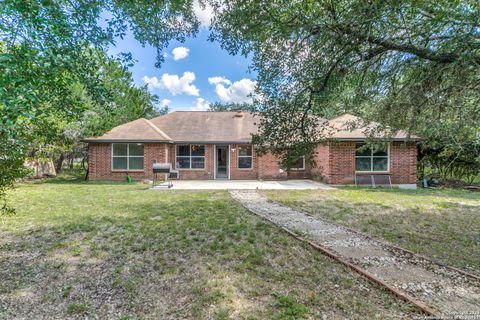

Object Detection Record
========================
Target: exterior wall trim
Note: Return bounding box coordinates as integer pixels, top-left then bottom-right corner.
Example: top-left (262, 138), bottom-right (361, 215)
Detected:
top-left (213, 144), bottom-right (216, 180)
top-left (228, 145), bottom-right (231, 180)
top-left (398, 184), bottom-right (417, 189)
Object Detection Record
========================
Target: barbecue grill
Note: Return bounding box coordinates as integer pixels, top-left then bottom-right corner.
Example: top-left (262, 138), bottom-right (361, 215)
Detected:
top-left (152, 163), bottom-right (178, 188)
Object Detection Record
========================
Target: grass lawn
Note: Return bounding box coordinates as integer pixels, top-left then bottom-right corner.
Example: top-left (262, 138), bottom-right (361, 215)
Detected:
top-left (262, 187), bottom-right (480, 276)
top-left (0, 180), bottom-right (416, 319)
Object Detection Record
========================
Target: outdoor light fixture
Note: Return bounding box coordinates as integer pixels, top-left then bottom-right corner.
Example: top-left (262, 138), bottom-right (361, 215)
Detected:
top-left (231, 148), bottom-right (236, 152)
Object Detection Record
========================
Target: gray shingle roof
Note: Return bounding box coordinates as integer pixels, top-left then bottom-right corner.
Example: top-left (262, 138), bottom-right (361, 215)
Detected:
top-left (149, 111), bottom-right (259, 143)
top-left (83, 111), bottom-right (419, 143)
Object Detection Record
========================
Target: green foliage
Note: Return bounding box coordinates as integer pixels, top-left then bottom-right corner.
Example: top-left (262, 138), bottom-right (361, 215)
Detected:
top-left (0, 0), bottom-right (189, 213)
top-left (419, 138), bottom-right (480, 183)
top-left (211, 1), bottom-right (480, 173)
top-left (35, 50), bottom-right (166, 174)
top-left (0, 134), bottom-right (29, 215)
top-left (208, 101), bottom-right (258, 112)
top-left (273, 294), bottom-right (309, 319)
top-left (79, 51), bottom-right (167, 138)
top-left (67, 302), bottom-right (88, 315)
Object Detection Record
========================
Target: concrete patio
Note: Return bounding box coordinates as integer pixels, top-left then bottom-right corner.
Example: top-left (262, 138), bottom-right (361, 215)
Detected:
top-left (151, 179), bottom-right (333, 190)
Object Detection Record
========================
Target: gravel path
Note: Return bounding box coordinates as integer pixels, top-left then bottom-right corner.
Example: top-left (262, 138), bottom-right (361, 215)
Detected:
top-left (230, 190), bottom-right (480, 318)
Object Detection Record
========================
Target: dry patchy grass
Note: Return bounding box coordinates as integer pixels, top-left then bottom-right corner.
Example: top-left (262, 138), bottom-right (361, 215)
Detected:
top-left (0, 181), bottom-right (417, 319)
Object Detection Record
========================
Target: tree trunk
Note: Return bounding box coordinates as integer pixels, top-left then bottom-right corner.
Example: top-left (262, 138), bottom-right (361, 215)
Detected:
top-left (55, 153), bottom-right (65, 174)
top-left (81, 156), bottom-right (87, 171)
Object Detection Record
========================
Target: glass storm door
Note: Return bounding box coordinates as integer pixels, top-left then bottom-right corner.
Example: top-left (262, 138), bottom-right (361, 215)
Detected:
top-left (216, 146), bottom-right (228, 179)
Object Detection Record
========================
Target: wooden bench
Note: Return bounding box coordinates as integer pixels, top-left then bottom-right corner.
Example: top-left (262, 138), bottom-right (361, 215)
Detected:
top-left (355, 174), bottom-right (392, 189)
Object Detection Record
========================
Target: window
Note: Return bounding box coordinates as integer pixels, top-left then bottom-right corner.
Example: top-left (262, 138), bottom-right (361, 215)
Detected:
top-left (355, 143), bottom-right (389, 172)
top-left (112, 143), bottom-right (144, 170)
top-left (176, 144), bottom-right (205, 169)
top-left (290, 156), bottom-right (305, 170)
top-left (238, 145), bottom-right (253, 168)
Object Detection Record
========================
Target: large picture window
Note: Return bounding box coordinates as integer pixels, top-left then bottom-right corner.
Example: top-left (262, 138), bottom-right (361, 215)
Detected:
top-left (112, 143), bottom-right (144, 170)
top-left (176, 144), bottom-right (205, 169)
top-left (238, 145), bottom-right (253, 169)
top-left (355, 143), bottom-right (389, 172)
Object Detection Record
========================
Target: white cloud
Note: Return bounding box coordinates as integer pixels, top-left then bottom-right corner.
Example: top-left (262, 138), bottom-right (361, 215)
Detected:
top-left (210, 77), bottom-right (257, 103)
top-left (161, 99), bottom-right (171, 108)
top-left (143, 72), bottom-right (200, 96)
top-left (208, 76), bottom-right (231, 85)
top-left (192, 0), bottom-right (214, 28)
top-left (172, 47), bottom-right (189, 61)
top-left (190, 97), bottom-right (210, 111)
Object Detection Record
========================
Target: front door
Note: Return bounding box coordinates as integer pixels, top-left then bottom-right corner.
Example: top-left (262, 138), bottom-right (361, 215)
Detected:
top-left (216, 146), bottom-right (229, 179)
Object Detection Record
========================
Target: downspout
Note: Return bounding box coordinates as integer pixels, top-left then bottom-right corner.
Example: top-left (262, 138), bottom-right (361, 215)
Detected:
top-left (84, 144), bottom-right (89, 181)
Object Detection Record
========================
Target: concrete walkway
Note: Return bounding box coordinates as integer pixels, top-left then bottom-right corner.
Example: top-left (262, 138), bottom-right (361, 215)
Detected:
top-left (152, 179), bottom-right (333, 190)
top-left (230, 190), bottom-right (480, 318)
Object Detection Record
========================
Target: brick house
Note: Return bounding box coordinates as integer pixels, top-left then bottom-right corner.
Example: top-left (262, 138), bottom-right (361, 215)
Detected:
top-left (84, 111), bottom-right (419, 187)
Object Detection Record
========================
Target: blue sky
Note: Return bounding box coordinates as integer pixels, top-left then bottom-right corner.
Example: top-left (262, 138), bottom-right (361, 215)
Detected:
top-left (107, 15), bottom-right (256, 112)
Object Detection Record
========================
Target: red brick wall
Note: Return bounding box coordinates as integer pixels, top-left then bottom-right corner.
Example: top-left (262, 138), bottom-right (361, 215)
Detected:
top-left (88, 143), bottom-right (167, 181)
top-left (257, 152), bottom-right (288, 180)
top-left (390, 142), bottom-right (417, 184)
top-left (328, 142), bottom-right (356, 184)
top-left (311, 144), bottom-right (330, 182)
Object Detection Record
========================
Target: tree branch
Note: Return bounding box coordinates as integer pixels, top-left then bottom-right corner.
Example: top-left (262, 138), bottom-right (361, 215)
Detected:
top-left (318, 25), bottom-right (480, 64)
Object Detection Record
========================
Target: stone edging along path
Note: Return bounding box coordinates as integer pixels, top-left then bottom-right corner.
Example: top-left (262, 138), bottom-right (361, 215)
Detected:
top-left (229, 190), bottom-right (480, 318)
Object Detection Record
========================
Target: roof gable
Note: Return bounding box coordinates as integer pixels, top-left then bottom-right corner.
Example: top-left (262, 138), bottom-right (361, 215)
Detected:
top-left (84, 118), bottom-right (172, 142)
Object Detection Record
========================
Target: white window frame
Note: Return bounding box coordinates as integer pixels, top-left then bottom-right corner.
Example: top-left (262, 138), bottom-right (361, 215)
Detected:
top-left (237, 145), bottom-right (253, 169)
top-left (290, 156), bottom-right (305, 171)
top-left (355, 143), bottom-right (390, 173)
top-left (175, 144), bottom-right (206, 170)
top-left (111, 143), bottom-right (144, 171)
